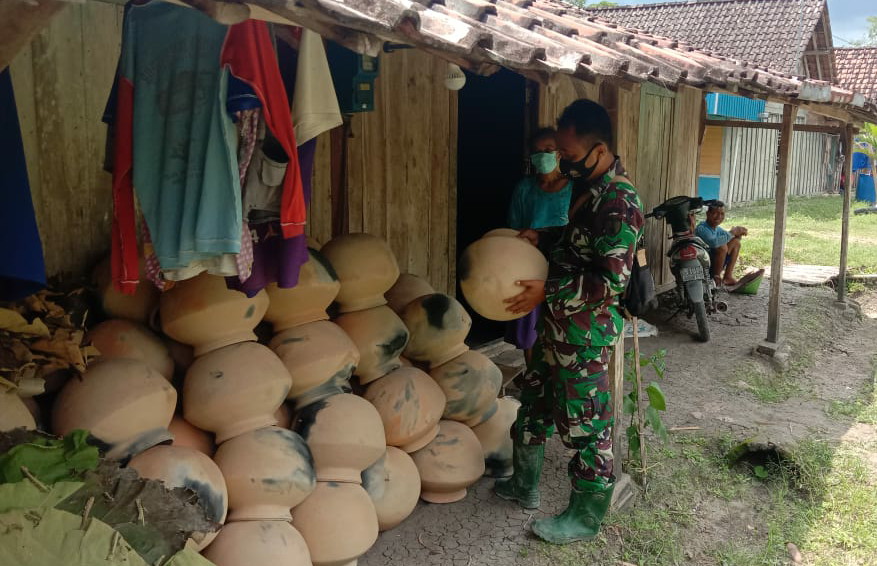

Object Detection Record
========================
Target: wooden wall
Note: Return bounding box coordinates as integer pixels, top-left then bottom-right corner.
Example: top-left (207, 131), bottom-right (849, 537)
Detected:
top-left (699, 125), bottom-right (723, 176)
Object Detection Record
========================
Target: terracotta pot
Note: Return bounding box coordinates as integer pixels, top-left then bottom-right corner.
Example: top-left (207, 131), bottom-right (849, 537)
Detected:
top-left (292, 481), bottom-right (378, 566)
top-left (320, 233), bottom-right (400, 313)
top-left (293, 393), bottom-right (385, 483)
top-left (361, 447), bottom-right (421, 531)
top-left (264, 248), bottom-right (341, 331)
top-left (0, 389), bottom-right (36, 432)
top-left (411, 420), bottom-right (485, 504)
top-left (275, 403), bottom-right (292, 429)
top-left (213, 426), bottom-right (316, 521)
top-left (160, 272), bottom-right (269, 357)
top-left (183, 342), bottom-right (291, 443)
top-left (93, 257), bottom-right (159, 325)
top-left (363, 367), bottom-right (446, 453)
top-left (203, 520), bottom-right (311, 566)
top-left (168, 416), bottom-right (214, 457)
top-left (128, 444), bottom-right (227, 549)
top-left (334, 306), bottom-right (409, 385)
top-left (87, 319), bottom-right (174, 380)
top-left (482, 228), bottom-right (520, 238)
top-left (459, 235), bottom-right (548, 322)
top-left (471, 396), bottom-right (521, 478)
top-left (164, 337), bottom-right (195, 377)
top-left (401, 294), bottom-right (471, 368)
top-left (385, 273), bottom-right (435, 315)
top-left (269, 321), bottom-right (359, 407)
top-left (53, 359), bottom-right (176, 459)
top-left (429, 350), bottom-right (502, 427)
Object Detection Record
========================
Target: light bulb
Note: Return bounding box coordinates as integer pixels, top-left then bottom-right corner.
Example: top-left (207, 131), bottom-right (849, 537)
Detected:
top-left (444, 63), bottom-right (466, 91)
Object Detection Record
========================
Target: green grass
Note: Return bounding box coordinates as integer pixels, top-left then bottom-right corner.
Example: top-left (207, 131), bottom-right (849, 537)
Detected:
top-left (826, 355), bottom-right (877, 426)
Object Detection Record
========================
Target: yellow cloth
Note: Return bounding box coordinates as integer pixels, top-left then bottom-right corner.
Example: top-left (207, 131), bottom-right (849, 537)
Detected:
top-left (292, 29), bottom-right (343, 145)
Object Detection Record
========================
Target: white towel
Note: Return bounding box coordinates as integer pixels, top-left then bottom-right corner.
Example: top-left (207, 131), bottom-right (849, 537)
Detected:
top-left (292, 28), bottom-right (343, 146)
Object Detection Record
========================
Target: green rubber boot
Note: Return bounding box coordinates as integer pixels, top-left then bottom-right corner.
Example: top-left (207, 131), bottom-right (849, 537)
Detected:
top-left (531, 482), bottom-right (614, 544)
top-left (493, 443), bottom-right (544, 509)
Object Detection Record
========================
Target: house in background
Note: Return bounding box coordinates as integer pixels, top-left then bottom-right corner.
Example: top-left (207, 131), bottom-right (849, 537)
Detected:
top-left (834, 47), bottom-right (877, 204)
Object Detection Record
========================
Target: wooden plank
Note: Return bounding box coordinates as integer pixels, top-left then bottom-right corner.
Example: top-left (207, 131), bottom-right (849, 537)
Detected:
top-left (345, 114), bottom-right (364, 234)
top-left (616, 83), bottom-right (640, 184)
top-left (309, 130), bottom-right (333, 246)
top-left (837, 124), bottom-right (854, 303)
top-left (404, 49), bottom-right (431, 277)
top-left (428, 54), bottom-right (452, 295)
top-left (383, 49), bottom-right (411, 274)
top-left (447, 86), bottom-right (459, 296)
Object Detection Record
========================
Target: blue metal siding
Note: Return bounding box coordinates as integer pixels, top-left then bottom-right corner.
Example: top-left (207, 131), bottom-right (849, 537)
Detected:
top-left (705, 93), bottom-right (766, 121)
top-left (697, 175), bottom-right (721, 201)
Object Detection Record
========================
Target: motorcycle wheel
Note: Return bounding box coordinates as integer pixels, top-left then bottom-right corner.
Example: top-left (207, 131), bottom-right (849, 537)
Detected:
top-left (693, 300), bottom-right (710, 342)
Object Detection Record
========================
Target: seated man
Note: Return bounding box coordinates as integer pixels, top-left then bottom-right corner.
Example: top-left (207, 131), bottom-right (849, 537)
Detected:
top-left (694, 201), bottom-right (747, 286)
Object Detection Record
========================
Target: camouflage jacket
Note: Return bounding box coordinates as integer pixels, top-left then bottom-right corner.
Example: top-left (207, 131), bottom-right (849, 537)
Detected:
top-left (537, 159), bottom-right (644, 346)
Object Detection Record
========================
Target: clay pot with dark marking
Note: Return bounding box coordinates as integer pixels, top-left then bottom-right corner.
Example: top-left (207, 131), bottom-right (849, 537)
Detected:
top-left (385, 273), bottom-right (434, 315)
top-left (87, 319), bottom-right (174, 380)
top-left (320, 233), bottom-right (400, 313)
top-left (411, 420), bottom-right (485, 504)
top-left (264, 248), bottom-right (341, 332)
top-left (203, 520), bottom-right (311, 566)
top-left (401, 293), bottom-right (471, 368)
top-left (361, 447), bottom-right (421, 531)
top-left (428, 350), bottom-right (502, 427)
top-left (471, 396), bottom-right (521, 478)
top-left (334, 306), bottom-right (409, 385)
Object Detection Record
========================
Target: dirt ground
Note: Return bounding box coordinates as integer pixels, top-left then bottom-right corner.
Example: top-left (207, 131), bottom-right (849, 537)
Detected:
top-left (359, 280), bottom-right (877, 566)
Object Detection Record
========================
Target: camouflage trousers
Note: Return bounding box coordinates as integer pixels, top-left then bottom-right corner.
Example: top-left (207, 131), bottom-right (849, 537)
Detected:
top-left (513, 335), bottom-right (615, 491)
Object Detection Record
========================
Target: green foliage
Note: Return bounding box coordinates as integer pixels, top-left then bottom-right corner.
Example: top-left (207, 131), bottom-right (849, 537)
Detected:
top-left (564, 0), bottom-right (619, 8)
top-left (623, 348), bottom-right (669, 465)
top-left (849, 15), bottom-right (877, 46)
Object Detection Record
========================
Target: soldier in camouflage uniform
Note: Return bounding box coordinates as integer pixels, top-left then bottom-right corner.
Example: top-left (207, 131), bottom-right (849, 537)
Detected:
top-left (495, 99), bottom-right (644, 545)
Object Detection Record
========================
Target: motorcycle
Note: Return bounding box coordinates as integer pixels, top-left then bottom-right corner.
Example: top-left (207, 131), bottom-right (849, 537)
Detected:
top-left (645, 196), bottom-right (727, 342)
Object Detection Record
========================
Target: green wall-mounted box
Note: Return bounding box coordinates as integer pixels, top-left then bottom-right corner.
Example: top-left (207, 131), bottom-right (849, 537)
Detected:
top-left (326, 40), bottom-right (379, 113)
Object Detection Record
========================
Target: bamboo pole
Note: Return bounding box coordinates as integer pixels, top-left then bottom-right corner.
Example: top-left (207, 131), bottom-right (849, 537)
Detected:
top-left (837, 124), bottom-right (855, 303)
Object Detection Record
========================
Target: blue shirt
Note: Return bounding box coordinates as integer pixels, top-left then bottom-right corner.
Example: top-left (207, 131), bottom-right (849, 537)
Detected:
top-left (695, 221), bottom-right (733, 249)
top-left (507, 176), bottom-right (573, 230)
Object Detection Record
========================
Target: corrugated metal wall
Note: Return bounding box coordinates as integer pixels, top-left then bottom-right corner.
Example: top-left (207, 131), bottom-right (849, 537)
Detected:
top-left (705, 93), bottom-right (766, 122)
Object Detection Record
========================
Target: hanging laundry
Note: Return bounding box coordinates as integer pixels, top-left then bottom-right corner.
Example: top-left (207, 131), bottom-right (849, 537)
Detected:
top-left (292, 28), bottom-right (343, 146)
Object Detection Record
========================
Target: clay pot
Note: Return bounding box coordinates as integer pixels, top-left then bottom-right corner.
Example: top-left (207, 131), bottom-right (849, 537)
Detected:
top-left (87, 319), bottom-right (174, 380)
top-left (0, 389), bottom-right (36, 432)
top-left (482, 228), bottom-right (520, 238)
top-left (459, 235), bottom-right (548, 322)
top-left (385, 273), bottom-right (435, 315)
top-left (361, 447), bottom-right (421, 531)
top-left (264, 248), bottom-right (341, 331)
top-left (213, 426), bottom-right (316, 521)
top-left (168, 416), bottom-right (214, 457)
top-left (429, 350), bottom-right (502, 427)
top-left (471, 396), bottom-right (521, 478)
top-left (292, 481), bottom-right (378, 566)
top-left (93, 257), bottom-right (159, 325)
top-left (269, 321), bottom-right (359, 407)
top-left (164, 338), bottom-right (195, 376)
top-left (411, 420), bottom-right (485, 504)
top-left (363, 367), bottom-right (446, 453)
top-left (401, 294), bottom-right (472, 368)
top-left (53, 359), bottom-right (176, 459)
top-left (320, 233), bottom-right (400, 313)
top-left (128, 444), bottom-right (227, 549)
top-left (160, 272), bottom-right (269, 357)
top-left (183, 342), bottom-right (291, 443)
top-left (334, 306), bottom-right (409, 385)
top-left (293, 393), bottom-right (385, 483)
top-left (203, 520), bottom-right (311, 566)
top-left (275, 403), bottom-right (292, 429)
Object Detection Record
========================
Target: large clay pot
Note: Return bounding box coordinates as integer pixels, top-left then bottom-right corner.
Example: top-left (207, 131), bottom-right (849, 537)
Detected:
top-left (482, 228), bottom-right (520, 238)
top-left (320, 233), bottom-right (400, 313)
top-left (429, 350), bottom-right (502, 427)
top-left (411, 420), bottom-right (485, 504)
top-left (164, 337), bottom-right (195, 377)
top-left (293, 393), bottom-right (384, 483)
top-left (93, 257), bottom-right (159, 325)
top-left (401, 294), bottom-right (471, 368)
top-left (203, 520), bottom-right (311, 566)
top-left (264, 248), bottom-right (341, 331)
top-left (363, 367), bottom-right (445, 453)
top-left (334, 306), bottom-right (408, 385)
top-left (53, 359), bottom-right (176, 459)
top-left (385, 273), bottom-right (434, 315)
top-left (275, 403), bottom-right (292, 429)
top-left (183, 342), bottom-right (291, 443)
top-left (471, 396), bottom-right (521, 478)
top-left (160, 272), bottom-right (269, 356)
top-left (213, 426), bottom-right (316, 521)
top-left (0, 389), bottom-right (36, 432)
top-left (269, 321), bottom-right (359, 407)
top-left (292, 481), bottom-right (378, 566)
top-left (128, 444), bottom-right (227, 549)
top-left (87, 319), bottom-right (174, 380)
top-left (361, 447), bottom-right (421, 531)
top-left (459, 235), bottom-right (548, 322)
top-left (168, 416), bottom-right (214, 457)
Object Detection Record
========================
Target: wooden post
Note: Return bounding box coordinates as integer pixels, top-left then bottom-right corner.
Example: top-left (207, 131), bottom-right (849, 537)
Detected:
top-left (765, 104), bottom-right (797, 344)
top-left (837, 124), bottom-right (855, 303)
top-left (609, 334), bottom-right (636, 509)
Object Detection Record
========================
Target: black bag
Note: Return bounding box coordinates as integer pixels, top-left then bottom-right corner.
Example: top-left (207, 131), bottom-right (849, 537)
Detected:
top-left (621, 246), bottom-right (657, 319)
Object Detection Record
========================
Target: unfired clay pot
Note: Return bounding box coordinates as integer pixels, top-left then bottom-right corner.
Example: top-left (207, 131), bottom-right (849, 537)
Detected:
top-left (0, 389), bottom-right (36, 432)
top-left (128, 444), bottom-right (227, 549)
top-left (429, 350), bottom-right (502, 427)
top-left (401, 294), bottom-right (472, 368)
top-left (203, 520), bottom-right (311, 566)
top-left (482, 228), bottom-right (520, 238)
top-left (264, 248), bottom-right (341, 331)
top-left (363, 367), bottom-right (446, 453)
top-left (293, 393), bottom-right (385, 483)
top-left (53, 359), bottom-right (176, 459)
top-left (385, 273), bottom-right (435, 315)
top-left (320, 233), bottom-right (400, 313)
top-left (269, 321), bottom-right (359, 407)
top-left (93, 257), bottom-right (159, 325)
top-left (183, 342), bottom-right (291, 443)
top-left (459, 235), bottom-right (548, 322)
top-left (213, 426), bottom-right (316, 521)
top-left (87, 319), bottom-right (174, 380)
top-left (292, 481), bottom-right (379, 566)
top-left (168, 415), bottom-right (214, 457)
top-left (334, 306), bottom-right (409, 384)
top-left (160, 272), bottom-right (269, 356)
top-left (411, 420), bottom-right (485, 504)
top-left (361, 447), bottom-right (421, 531)
top-left (471, 396), bottom-right (521, 478)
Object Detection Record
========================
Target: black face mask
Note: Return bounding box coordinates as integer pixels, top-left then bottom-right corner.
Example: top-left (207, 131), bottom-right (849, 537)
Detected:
top-left (559, 143), bottom-right (601, 180)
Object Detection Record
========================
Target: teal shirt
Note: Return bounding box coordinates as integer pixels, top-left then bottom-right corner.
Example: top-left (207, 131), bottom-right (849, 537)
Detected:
top-left (507, 177), bottom-right (573, 230)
